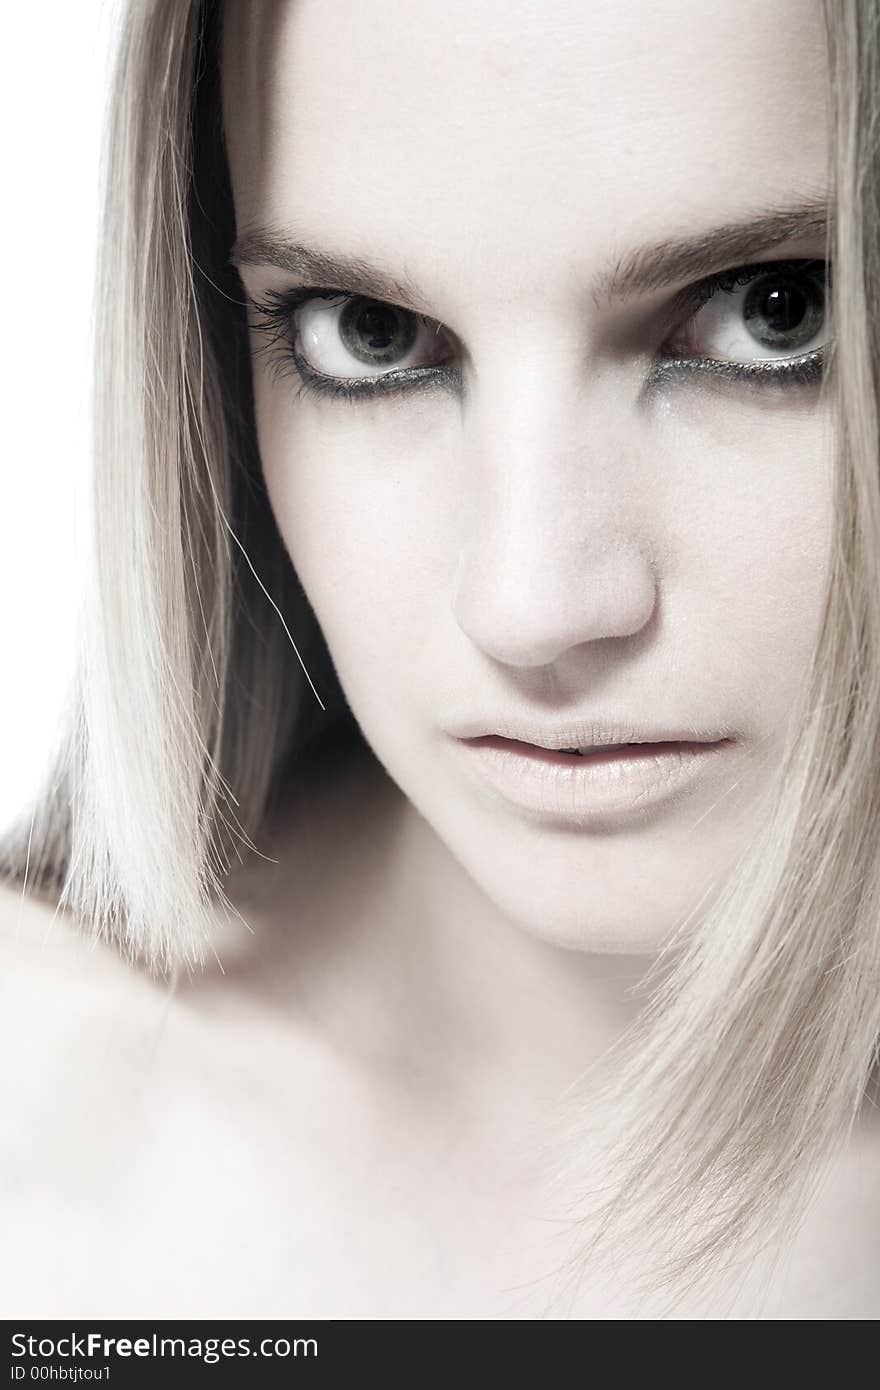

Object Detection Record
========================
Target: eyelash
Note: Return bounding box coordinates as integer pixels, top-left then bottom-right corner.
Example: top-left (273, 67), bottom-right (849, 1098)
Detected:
top-left (246, 257), bottom-right (831, 406)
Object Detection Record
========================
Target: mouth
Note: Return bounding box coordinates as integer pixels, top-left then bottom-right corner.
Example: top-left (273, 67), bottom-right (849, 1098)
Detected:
top-left (461, 735), bottom-right (728, 763)
top-left (451, 733), bottom-right (734, 823)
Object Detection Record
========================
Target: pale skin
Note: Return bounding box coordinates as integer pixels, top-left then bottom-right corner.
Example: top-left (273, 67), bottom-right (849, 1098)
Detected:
top-left (2, 0), bottom-right (879, 1318)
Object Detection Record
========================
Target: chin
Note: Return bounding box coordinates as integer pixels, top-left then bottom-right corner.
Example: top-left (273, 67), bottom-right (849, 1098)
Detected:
top-left (475, 863), bottom-right (685, 957)
top-left (426, 797), bottom-right (736, 959)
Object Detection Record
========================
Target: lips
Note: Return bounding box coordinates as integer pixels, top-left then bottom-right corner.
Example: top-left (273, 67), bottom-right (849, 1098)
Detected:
top-left (463, 735), bottom-right (707, 768)
top-left (446, 715), bottom-right (733, 752)
top-left (452, 733), bottom-right (733, 823)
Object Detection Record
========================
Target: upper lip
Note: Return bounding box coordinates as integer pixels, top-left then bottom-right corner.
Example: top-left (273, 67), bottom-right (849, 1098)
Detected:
top-left (448, 716), bottom-right (733, 750)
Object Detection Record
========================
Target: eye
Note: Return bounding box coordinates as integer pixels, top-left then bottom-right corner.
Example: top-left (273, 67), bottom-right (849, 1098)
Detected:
top-left (662, 259), bottom-right (829, 371)
top-left (247, 257), bottom-right (831, 405)
top-left (293, 291), bottom-right (455, 381)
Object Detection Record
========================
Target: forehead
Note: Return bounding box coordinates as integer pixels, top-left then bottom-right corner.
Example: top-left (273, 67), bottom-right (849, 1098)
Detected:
top-left (221, 0), bottom-right (828, 301)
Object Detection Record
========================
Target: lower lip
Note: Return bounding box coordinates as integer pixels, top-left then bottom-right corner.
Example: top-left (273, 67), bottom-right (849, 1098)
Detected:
top-left (452, 735), bottom-right (733, 826)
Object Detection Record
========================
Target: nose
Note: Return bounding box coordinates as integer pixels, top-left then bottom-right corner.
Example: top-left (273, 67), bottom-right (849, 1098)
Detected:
top-left (451, 375), bottom-right (658, 670)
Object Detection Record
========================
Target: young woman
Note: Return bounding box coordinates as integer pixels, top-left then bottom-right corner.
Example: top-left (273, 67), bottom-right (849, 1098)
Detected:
top-left (2, 0), bottom-right (878, 1318)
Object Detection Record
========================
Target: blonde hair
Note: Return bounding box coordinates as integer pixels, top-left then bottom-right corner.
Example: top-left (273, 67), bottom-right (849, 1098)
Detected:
top-left (2, 0), bottom-right (878, 1312)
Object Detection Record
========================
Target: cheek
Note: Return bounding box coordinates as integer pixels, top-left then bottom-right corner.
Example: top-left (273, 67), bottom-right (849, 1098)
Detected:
top-left (654, 396), bottom-right (833, 705)
top-left (254, 391), bottom-right (451, 688)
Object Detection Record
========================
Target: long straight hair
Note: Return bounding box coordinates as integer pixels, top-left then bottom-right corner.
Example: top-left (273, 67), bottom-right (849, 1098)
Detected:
top-left (2, 0), bottom-right (878, 1308)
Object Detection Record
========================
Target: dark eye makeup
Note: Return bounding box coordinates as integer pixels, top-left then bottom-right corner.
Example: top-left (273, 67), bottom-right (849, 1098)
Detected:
top-left (244, 257), bottom-right (831, 407)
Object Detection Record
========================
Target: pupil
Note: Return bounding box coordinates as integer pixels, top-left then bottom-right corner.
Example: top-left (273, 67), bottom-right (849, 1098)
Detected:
top-left (762, 285), bottom-right (802, 332)
top-left (358, 304), bottom-right (396, 348)
top-left (340, 297), bottom-right (417, 365)
top-left (742, 274), bottom-right (823, 351)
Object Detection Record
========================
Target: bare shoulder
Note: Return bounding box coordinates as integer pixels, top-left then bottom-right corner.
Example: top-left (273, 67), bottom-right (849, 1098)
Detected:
top-left (0, 878), bottom-right (201, 1204)
top-left (0, 878), bottom-right (168, 1035)
top-left (0, 881), bottom-right (268, 1316)
top-left (0, 880), bottom-right (180, 1144)
top-left (0, 864), bottom-right (382, 1317)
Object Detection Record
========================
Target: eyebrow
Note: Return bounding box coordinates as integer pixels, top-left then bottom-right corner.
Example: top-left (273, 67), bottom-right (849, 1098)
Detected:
top-left (230, 229), bottom-right (435, 313)
top-left (229, 198), bottom-right (831, 313)
top-left (599, 199), bottom-right (830, 306)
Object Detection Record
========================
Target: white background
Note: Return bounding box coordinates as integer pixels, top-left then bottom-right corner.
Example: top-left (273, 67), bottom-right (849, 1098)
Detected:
top-left (0, 3), bottom-right (120, 833)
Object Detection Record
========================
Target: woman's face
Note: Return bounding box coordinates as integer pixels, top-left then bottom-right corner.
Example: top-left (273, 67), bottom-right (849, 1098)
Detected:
top-left (223, 0), bottom-right (833, 953)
